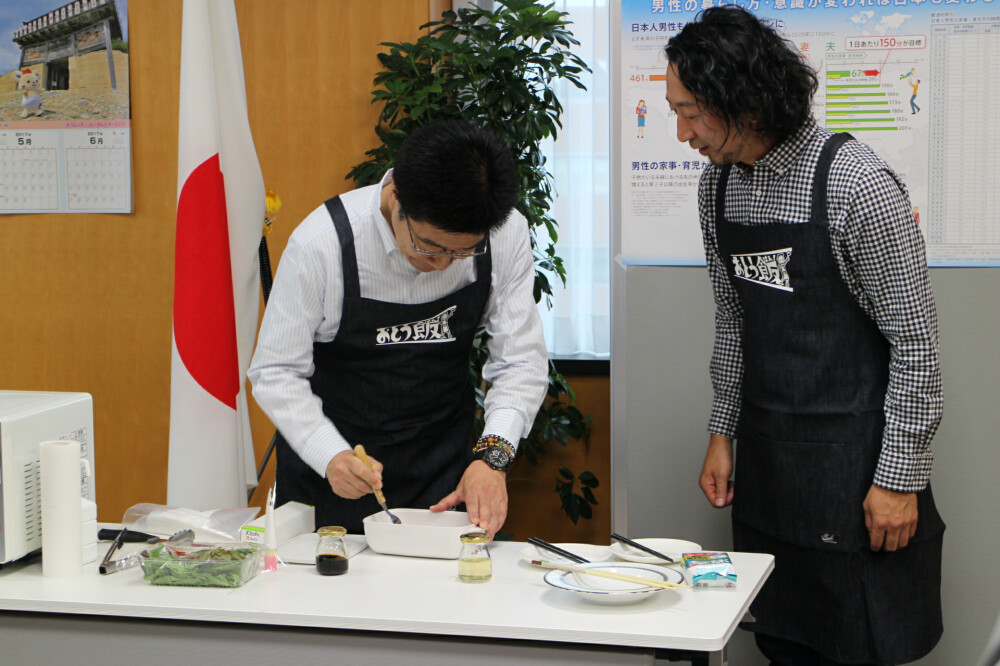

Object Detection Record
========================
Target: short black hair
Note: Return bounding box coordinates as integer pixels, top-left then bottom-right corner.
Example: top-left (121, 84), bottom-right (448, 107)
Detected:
top-left (665, 6), bottom-right (818, 145)
top-left (392, 120), bottom-right (519, 235)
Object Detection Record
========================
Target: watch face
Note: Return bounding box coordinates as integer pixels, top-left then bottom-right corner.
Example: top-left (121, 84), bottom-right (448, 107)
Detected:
top-left (484, 447), bottom-right (511, 470)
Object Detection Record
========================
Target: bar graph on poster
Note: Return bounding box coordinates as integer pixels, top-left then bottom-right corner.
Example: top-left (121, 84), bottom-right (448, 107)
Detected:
top-left (616, 0), bottom-right (1000, 267)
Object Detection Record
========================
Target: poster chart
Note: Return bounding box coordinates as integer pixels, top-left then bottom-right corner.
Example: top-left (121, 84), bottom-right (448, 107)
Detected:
top-left (617, 0), bottom-right (1000, 267)
top-left (1, 0), bottom-right (132, 214)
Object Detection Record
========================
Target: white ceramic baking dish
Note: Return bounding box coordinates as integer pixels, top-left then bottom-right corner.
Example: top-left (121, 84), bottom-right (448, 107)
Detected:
top-left (363, 508), bottom-right (478, 559)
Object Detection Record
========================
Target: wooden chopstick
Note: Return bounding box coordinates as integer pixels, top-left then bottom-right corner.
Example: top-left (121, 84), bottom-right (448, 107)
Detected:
top-left (532, 560), bottom-right (690, 589)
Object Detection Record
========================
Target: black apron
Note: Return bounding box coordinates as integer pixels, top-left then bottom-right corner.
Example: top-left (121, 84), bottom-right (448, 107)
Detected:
top-left (715, 133), bottom-right (945, 665)
top-left (275, 196), bottom-right (490, 534)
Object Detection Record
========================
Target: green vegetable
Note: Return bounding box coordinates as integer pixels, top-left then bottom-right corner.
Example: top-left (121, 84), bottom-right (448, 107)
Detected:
top-left (140, 544), bottom-right (259, 587)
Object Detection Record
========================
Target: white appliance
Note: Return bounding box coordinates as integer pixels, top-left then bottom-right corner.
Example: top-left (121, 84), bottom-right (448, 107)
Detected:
top-left (0, 391), bottom-right (95, 565)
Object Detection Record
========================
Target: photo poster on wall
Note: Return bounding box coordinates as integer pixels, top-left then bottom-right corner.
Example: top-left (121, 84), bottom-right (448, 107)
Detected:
top-left (0, 0), bottom-right (132, 214)
top-left (617, 0), bottom-right (1000, 267)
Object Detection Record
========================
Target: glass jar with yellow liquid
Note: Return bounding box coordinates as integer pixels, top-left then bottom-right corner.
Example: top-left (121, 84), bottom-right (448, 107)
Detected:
top-left (458, 531), bottom-right (491, 583)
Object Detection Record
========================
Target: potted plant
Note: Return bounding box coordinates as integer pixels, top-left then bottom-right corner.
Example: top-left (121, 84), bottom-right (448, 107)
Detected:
top-left (348, 0), bottom-right (598, 524)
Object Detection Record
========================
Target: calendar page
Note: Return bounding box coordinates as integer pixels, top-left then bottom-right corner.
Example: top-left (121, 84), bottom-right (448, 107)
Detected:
top-left (1, 0), bottom-right (132, 214)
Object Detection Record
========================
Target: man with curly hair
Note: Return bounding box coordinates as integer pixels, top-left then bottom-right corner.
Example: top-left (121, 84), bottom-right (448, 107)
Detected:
top-left (665, 7), bottom-right (944, 665)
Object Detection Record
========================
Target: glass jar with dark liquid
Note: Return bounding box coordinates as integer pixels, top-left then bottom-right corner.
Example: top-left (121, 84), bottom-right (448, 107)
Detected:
top-left (316, 526), bottom-right (349, 575)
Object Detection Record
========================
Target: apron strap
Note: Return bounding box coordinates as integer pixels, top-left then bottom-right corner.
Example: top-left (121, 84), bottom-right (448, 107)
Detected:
top-left (715, 164), bottom-right (733, 224)
top-left (473, 236), bottom-right (492, 285)
top-left (324, 196), bottom-right (360, 299)
top-left (809, 132), bottom-right (853, 224)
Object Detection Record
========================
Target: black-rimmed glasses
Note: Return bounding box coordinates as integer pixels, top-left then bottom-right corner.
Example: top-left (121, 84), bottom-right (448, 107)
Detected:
top-left (405, 218), bottom-right (488, 258)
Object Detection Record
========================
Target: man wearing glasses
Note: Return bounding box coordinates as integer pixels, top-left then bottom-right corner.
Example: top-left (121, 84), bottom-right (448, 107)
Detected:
top-left (249, 121), bottom-right (547, 537)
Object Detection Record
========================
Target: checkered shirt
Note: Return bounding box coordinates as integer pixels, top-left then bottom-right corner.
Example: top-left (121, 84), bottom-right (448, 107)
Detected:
top-left (699, 118), bottom-right (942, 492)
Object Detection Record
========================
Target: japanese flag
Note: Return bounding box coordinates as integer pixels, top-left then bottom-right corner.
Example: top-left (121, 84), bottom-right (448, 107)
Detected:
top-left (168, 0), bottom-right (264, 509)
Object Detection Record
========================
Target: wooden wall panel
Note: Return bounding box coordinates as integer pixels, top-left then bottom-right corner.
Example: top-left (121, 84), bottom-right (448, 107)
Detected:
top-left (504, 374), bottom-right (612, 543)
top-left (0, 0), bottom-right (611, 544)
top-left (0, 0), bottom-right (434, 522)
top-left (236, 0), bottom-right (438, 508)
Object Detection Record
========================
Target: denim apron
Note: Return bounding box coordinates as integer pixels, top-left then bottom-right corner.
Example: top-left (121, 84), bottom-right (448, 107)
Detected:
top-left (715, 133), bottom-right (944, 664)
top-left (275, 196), bottom-right (490, 533)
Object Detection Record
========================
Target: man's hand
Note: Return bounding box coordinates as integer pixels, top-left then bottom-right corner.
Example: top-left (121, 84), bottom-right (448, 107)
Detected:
top-left (325, 449), bottom-right (382, 499)
top-left (863, 485), bottom-right (918, 551)
top-left (430, 460), bottom-right (507, 538)
top-left (699, 434), bottom-right (734, 508)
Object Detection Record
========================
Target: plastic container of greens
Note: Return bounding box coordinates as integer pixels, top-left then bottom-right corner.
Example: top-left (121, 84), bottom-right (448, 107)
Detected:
top-left (139, 542), bottom-right (261, 587)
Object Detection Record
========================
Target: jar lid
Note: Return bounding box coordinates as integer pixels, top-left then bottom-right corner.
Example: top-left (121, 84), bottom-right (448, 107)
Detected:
top-left (460, 531), bottom-right (489, 543)
top-left (317, 526), bottom-right (347, 537)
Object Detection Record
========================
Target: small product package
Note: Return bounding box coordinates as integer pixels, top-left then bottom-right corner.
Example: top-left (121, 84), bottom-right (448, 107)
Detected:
top-left (240, 501), bottom-right (314, 545)
top-left (682, 551), bottom-right (738, 588)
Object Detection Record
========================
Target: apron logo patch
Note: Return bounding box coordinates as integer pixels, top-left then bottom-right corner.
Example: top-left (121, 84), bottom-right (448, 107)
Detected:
top-left (730, 248), bottom-right (793, 292)
top-left (375, 306), bottom-right (457, 345)
top-left (819, 532), bottom-right (841, 545)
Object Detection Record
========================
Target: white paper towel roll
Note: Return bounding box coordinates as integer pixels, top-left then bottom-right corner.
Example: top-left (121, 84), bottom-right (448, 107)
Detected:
top-left (40, 440), bottom-right (82, 577)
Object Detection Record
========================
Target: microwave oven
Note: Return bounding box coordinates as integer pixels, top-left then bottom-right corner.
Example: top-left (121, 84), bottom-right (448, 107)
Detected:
top-left (0, 390), bottom-right (95, 565)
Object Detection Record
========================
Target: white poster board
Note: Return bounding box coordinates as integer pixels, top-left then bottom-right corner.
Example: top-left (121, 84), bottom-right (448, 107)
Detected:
top-left (617, 0), bottom-right (1000, 267)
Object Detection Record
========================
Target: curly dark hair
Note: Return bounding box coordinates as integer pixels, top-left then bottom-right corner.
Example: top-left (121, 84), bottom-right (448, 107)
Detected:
top-left (393, 120), bottom-right (518, 236)
top-left (664, 6), bottom-right (818, 145)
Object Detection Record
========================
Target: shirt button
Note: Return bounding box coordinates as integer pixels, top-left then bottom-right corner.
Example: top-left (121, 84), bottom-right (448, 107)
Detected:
top-left (754, 190), bottom-right (763, 197)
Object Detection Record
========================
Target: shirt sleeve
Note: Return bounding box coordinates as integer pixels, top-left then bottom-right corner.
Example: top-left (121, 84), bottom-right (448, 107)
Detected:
top-left (700, 172), bottom-right (744, 440)
top-left (835, 167), bottom-right (942, 492)
top-left (248, 211), bottom-right (352, 479)
top-left (479, 211), bottom-right (549, 450)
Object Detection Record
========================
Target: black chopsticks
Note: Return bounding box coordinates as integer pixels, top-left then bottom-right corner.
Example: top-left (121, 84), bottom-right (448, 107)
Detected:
top-left (611, 533), bottom-right (675, 563)
top-left (526, 537), bottom-right (590, 564)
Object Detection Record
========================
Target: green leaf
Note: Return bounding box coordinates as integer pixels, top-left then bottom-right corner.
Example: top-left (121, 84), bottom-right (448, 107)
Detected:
top-left (347, 0), bottom-right (597, 525)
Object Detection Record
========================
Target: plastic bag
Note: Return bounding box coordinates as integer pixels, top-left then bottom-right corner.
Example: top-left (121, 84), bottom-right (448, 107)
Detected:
top-left (122, 503), bottom-right (260, 543)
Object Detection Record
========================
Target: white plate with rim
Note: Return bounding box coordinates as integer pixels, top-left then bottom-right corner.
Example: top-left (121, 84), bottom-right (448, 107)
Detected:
top-left (519, 542), bottom-right (612, 566)
top-left (543, 562), bottom-right (684, 606)
top-left (610, 538), bottom-right (702, 565)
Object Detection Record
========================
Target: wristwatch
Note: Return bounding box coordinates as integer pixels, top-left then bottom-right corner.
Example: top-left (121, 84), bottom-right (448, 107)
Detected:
top-left (474, 444), bottom-right (515, 474)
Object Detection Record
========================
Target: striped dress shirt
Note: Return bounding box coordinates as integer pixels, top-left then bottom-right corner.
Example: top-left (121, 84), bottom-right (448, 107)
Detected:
top-left (248, 170), bottom-right (548, 478)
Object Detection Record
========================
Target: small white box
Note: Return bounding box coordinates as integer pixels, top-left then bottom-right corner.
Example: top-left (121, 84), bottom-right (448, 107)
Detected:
top-left (240, 501), bottom-right (314, 545)
top-left (81, 518), bottom-right (97, 546)
top-left (81, 498), bottom-right (97, 523)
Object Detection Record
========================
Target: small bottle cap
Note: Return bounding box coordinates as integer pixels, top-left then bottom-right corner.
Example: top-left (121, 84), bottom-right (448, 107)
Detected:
top-left (460, 531), bottom-right (489, 544)
top-left (317, 526), bottom-right (346, 537)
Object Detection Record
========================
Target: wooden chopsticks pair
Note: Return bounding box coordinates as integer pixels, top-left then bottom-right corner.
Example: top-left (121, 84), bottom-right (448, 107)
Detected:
top-left (532, 559), bottom-right (690, 590)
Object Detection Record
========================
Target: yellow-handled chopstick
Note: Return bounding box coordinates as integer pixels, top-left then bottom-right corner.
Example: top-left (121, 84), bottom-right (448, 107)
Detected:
top-left (531, 560), bottom-right (690, 589)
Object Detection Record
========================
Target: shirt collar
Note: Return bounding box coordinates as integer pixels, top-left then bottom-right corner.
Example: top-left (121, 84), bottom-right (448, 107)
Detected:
top-left (755, 117), bottom-right (820, 176)
top-left (372, 168), bottom-right (399, 256)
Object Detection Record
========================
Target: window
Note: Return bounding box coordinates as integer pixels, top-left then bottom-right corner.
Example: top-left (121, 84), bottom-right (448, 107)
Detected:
top-left (537, 0), bottom-right (611, 361)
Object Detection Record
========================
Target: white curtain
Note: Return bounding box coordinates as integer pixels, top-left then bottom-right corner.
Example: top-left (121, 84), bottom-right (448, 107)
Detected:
top-left (538, 0), bottom-right (611, 361)
top-left (462, 0), bottom-right (610, 360)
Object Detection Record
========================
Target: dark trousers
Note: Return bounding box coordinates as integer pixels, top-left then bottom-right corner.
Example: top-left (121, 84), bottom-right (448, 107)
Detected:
top-left (755, 634), bottom-right (878, 666)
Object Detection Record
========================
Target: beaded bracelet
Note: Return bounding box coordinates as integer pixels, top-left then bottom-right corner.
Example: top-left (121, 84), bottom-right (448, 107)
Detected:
top-left (472, 434), bottom-right (515, 459)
